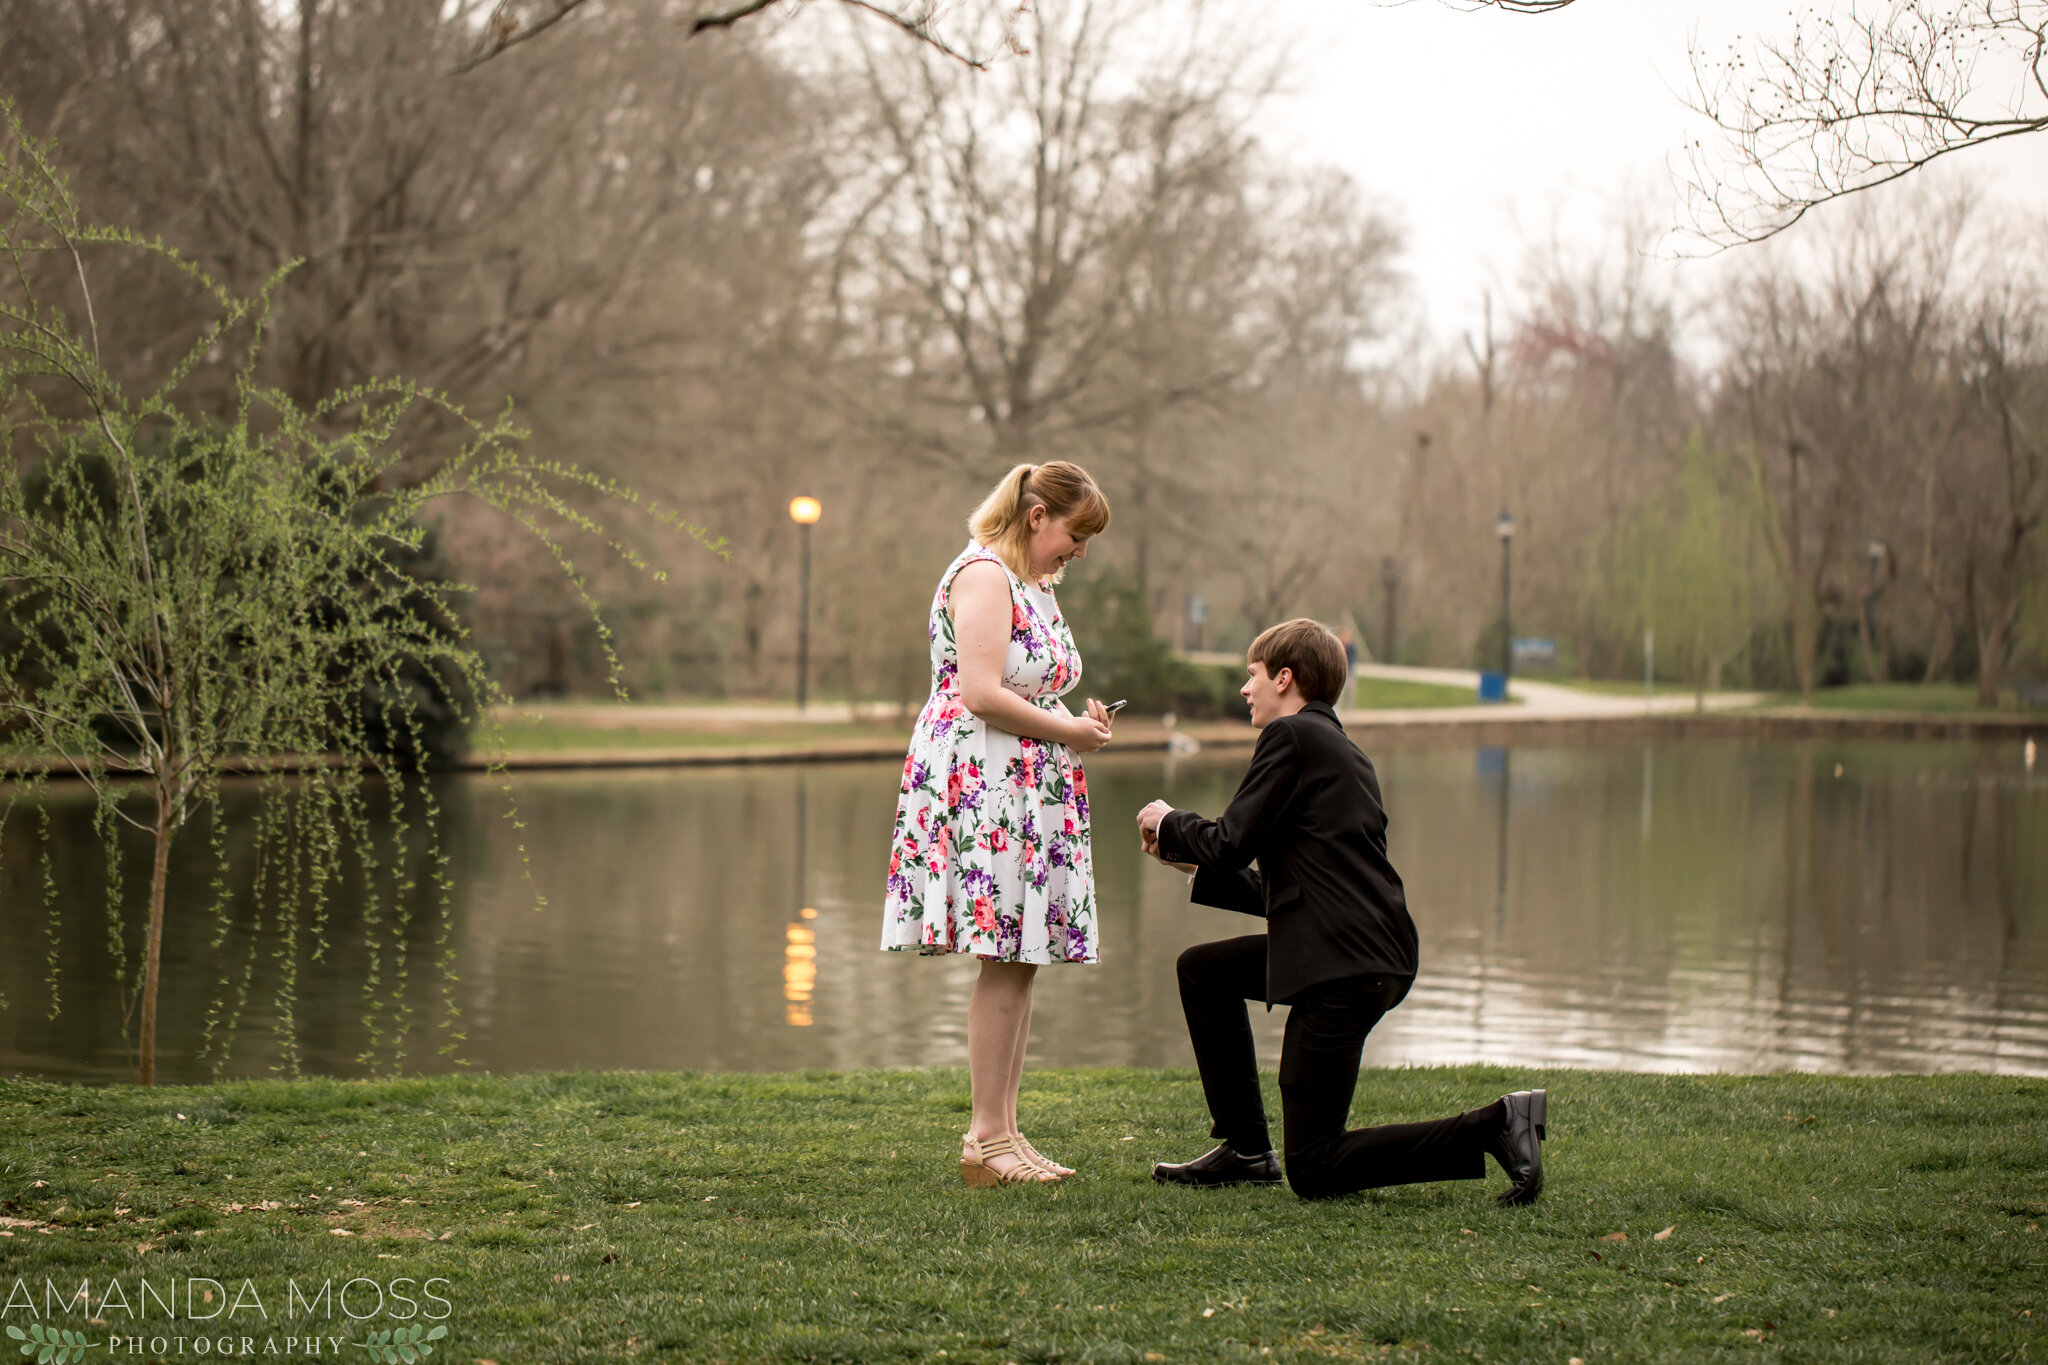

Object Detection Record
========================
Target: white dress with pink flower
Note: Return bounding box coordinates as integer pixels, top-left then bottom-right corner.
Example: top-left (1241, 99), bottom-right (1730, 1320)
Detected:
top-left (879, 541), bottom-right (1098, 964)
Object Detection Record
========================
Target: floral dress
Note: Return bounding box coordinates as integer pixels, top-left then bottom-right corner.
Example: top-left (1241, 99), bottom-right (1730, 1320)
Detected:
top-left (879, 541), bottom-right (1098, 964)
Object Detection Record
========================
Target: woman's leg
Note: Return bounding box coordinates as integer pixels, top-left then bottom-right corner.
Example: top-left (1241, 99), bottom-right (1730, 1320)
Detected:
top-left (968, 960), bottom-right (1040, 1177)
top-left (1003, 982), bottom-right (1034, 1134)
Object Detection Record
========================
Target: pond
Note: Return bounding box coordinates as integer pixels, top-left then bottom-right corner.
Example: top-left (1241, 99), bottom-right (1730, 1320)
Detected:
top-left (3, 737), bottom-right (2044, 1085)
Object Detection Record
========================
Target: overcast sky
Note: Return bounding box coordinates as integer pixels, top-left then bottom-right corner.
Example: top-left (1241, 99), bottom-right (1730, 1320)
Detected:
top-left (1256, 0), bottom-right (2048, 350)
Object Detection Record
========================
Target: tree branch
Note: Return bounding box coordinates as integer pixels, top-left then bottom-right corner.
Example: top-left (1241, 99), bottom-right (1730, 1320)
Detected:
top-left (457, 0), bottom-right (1004, 75)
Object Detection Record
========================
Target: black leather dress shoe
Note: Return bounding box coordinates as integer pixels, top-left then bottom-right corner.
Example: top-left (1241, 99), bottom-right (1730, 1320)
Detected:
top-left (1152, 1142), bottom-right (1284, 1187)
top-left (1491, 1089), bottom-right (1547, 1206)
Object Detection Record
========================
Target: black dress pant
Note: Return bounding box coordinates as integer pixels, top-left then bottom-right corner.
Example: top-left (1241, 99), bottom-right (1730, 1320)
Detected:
top-left (1176, 934), bottom-right (1499, 1199)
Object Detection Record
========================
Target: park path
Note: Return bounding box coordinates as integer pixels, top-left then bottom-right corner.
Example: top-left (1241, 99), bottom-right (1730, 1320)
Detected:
top-left (1345, 663), bottom-right (1765, 721)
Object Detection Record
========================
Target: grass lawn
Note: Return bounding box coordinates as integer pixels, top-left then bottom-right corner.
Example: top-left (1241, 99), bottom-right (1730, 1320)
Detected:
top-left (1349, 678), bottom-right (1482, 709)
top-left (1753, 683), bottom-right (2031, 715)
top-left (2, 1068), bottom-right (2042, 1364)
top-left (1545, 680), bottom-right (1707, 699)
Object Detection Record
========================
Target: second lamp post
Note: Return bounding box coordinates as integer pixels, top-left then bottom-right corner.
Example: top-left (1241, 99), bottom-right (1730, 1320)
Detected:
top-left (1496, 507), bottom-right (1514, 680)
top-left (789, 496), bottom-right (822, 709)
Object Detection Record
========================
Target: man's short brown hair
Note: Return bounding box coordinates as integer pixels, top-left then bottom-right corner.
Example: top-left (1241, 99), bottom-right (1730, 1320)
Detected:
top-left (1247, 618), bottom-right (1349, 705)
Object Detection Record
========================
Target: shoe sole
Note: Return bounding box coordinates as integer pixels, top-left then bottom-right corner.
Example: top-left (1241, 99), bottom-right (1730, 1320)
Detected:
top-left (1151, 1171), bottom-right (1285, 1187)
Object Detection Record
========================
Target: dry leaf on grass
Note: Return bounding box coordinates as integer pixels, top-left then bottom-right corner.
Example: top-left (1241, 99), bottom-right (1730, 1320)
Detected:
top-left (1601, 1231), bottom-right (1628, 1242)
top-left (1713, 1293), bottom-right (1734, 1304)
top-left (1654, 1226), bottom-right (1675, 1241)
top-left (328, 1229), bottom-right (354, 1237)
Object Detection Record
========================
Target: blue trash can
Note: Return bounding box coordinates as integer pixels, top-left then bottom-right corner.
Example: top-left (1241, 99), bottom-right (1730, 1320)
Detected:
top-left (1477, 670), bottom-right (1508, 703)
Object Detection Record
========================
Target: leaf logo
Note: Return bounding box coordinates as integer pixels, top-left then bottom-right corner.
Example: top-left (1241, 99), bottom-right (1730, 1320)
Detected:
top-left (6, 1324), bottom-right (96, 1364)
top-left (353, 1323), bottom-right (449, 1363)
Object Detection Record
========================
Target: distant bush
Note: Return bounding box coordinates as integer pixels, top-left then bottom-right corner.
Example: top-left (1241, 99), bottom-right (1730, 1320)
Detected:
top-left (1061, 568), bottom-right (1243, 719)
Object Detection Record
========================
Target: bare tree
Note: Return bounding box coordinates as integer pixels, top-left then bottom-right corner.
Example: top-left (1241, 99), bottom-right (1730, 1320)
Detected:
top-left (830, 0), bottom-right (1281, 468)
top-left (1945, 259), bottom-right (2048, 702)
top-left (1686, 0), bottom-right (2048, 244)
top-left (463, 0), bottom-right (1026, 74)
top-left (0, 1), bottom-right (814, 433)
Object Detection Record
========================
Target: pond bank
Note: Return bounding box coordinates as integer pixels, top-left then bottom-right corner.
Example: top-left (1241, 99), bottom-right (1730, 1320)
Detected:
top-left (4, 706), bottom-right (2039, 781)
top-left (450, 707), bottom-right (2045, 772)
top-left (1, 1067), bottom-right (2040, 1363)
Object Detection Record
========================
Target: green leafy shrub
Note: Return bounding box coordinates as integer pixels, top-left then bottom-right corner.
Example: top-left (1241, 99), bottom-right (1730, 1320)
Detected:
top-left (1061, 568), bottom-right (1243, 718)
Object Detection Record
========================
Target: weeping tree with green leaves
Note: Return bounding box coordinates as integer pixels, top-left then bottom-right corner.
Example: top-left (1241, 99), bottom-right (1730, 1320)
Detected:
top-left (0, 107), bottom-right (721, 1085)
top-left (1596, 433), bottom-right (1779, 703)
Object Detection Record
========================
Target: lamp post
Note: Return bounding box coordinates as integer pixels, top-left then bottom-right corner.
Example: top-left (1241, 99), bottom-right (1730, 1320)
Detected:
top-left (1495, 507), bottom-right (1514, 679)
top-left (789, 496), bottom-right (822, 709)
top-left (1379, 556), bottom-right (1400, 665)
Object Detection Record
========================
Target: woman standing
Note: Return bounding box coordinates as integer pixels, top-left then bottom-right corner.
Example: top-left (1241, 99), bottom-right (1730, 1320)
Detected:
top-left (880, 461), bottom-right (1114, 1185)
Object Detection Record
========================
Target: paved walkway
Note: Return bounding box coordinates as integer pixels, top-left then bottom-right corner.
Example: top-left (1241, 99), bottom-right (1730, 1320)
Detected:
top-left (1345, 664), bottom-right (1764, 722)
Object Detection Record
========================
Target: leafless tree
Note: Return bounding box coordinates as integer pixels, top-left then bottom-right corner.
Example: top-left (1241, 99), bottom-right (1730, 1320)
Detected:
top-left (1685, 0), bottom-right (2048, 244)
top-left (462, 0), bottom-right (1026, 74)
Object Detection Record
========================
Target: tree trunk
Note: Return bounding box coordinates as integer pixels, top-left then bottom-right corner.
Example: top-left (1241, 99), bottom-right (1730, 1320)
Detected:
top-left (1790, 591), bottom-right (1818, 700)
top-left (138, 780), bottom-right (174, 1087)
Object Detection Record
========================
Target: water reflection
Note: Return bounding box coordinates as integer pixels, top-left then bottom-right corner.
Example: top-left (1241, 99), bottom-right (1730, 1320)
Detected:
top-left (3, 738), bottom-right (2044, 1083)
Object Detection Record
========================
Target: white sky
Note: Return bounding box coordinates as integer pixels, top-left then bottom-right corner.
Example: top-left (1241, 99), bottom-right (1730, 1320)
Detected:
top-left (1256, 0), bottom-right (2048, 350)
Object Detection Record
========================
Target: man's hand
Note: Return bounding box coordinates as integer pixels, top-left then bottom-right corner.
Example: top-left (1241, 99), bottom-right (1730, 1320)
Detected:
top-left (1137, 800), bottom-right (1196, 872)
top-left (1140, 824), bottom-right (1199, 875)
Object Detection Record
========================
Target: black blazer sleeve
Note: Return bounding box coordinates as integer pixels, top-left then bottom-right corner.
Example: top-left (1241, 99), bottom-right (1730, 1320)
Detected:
top-left (1157, 723), bottom-right (1302, 914)
top-left (1189, 863), bottom-right (1266, 917)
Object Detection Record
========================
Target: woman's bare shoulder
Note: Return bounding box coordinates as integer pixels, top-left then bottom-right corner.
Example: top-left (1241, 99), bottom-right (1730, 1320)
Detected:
top-left (951, 557), bottom-right (1009, 589)
top-left (944, 556), bottom-right (1011, 623)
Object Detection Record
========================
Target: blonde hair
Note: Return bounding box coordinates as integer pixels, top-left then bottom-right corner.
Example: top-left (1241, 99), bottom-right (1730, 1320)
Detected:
top-left (966, 461), bottom-right (1111, 583)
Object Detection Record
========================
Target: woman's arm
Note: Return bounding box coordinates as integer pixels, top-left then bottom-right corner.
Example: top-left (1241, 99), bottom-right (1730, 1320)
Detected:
top-left (950, 560), bottom-right (1110, 752)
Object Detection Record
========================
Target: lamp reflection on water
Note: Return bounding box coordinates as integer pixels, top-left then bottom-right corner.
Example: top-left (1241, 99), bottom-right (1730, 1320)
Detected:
top-left (785, 915), bottom-right (818, 1026)
top-left (786, 772), bottom-right (815, 1025)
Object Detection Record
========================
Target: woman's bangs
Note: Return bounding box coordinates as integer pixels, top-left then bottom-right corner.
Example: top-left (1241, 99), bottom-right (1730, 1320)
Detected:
top-left (1068, 487), bottom-right (1111, 539)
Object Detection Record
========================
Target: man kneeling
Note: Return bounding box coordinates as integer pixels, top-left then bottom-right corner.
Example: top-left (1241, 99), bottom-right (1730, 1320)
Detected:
top-left (1137, 618), bottom-right (1545, 1204)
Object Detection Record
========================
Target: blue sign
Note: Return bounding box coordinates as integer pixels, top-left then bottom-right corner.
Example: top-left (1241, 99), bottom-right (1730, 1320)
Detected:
top-left (1512, 637), bottom-right (1557, 664)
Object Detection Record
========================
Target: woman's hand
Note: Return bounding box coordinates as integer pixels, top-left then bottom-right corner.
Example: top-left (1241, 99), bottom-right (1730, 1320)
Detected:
top-left (1063, 707), bottom-right (1113, 754)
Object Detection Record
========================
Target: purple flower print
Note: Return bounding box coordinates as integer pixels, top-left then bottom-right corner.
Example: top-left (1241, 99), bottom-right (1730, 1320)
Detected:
top-left (1066, 923), bottom-right (1090, 959)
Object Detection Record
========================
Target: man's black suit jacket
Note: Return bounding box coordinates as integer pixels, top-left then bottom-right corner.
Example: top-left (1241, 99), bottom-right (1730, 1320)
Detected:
top-left (1156, 701), bottom-right (1418, 1006)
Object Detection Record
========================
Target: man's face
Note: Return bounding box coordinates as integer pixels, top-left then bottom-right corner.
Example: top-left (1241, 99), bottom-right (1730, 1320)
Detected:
top-left (1241, 660), bottom-right (1293, 729)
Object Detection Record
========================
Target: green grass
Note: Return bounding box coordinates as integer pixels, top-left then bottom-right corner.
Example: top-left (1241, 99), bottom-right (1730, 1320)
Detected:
top-left (1349, 677), bottom-right (1482, 709)
top-left (1546, 679), bottom-right (1710, 698)
top-left (1755, 683), bottom-right (2030, 715)
top-left (3, 1069), bottom-right (2042, 1363)
top-left (484, 720), bottom-right (911, 753)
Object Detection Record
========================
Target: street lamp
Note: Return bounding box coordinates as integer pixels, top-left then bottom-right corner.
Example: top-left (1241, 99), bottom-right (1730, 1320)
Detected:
top-left (789, 496), bottom-right (822, 709)
top-left (1864, 539), bottom-right (1888, 682)
top-left (1495, 507), bottom-right (1514, 679)
top-left (1379, 556), bottom-right (1400, 665)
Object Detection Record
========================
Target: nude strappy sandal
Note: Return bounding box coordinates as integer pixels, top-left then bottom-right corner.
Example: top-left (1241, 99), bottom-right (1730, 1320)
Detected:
top-left (960, 1133), bottom-right (1060, 1186)
top-left (1014, 1132), bottom-right (1074, 1177)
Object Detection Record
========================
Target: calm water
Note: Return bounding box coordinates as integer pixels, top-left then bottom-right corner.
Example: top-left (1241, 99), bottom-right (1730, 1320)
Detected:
top-left (3, 738), bottom-right (2045, 1085)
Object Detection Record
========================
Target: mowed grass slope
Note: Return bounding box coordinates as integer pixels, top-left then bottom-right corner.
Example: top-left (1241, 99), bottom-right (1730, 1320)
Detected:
top-left (1, 1068), bottom-right (2043, 1363)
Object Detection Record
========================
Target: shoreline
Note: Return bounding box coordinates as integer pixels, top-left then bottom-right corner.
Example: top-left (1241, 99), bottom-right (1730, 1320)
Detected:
top-left (5, 706), bottom-right (2042, 781)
